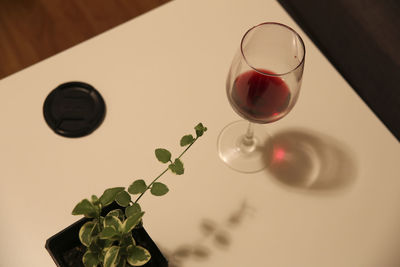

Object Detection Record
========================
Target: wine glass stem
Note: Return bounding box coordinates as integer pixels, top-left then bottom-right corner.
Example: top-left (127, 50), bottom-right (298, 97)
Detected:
top-left (242, 122), bottom-right (255, 147)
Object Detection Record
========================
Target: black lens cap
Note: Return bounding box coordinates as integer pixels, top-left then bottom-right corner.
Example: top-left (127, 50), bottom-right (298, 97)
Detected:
top-left (43, 82), bottom-right (106, 138)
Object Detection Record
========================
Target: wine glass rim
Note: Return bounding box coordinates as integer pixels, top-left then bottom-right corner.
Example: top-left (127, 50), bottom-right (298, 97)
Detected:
top-left (240, 22), bottom-right (306, 77)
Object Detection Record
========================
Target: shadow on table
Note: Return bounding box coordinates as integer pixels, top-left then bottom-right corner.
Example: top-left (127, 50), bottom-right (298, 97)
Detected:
top-left (160, 200), bottom-right (254, 267)
top-left (263, 128), bottom-right (357, 193)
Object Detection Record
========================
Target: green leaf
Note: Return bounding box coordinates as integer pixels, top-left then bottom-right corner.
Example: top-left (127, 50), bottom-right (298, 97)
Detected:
top-left (72, 199), bottom-right (98, 218)
top-left (194, 122), bottom-right (207, 137)
top-left (83, 250), bottom-right (100, 267)
top-left (150, 182), bottom-right (169, 196)
top-left (155, 148), bottom-right (171, 163)
top-left (115, 191), bottom-right (131, 207)
top-left (107, 209), bottom-right (124, 221)
top-left (88, 237), bottom-right (101, 253)
top-left (99, 243), bottom-right (113, 262)
top-left (98, 239), bottom-right (114, 250)
top-left (169, 158), bottom-right (184, 175)
top-left (104, 246), bottom-right (120, 267)
top-left (89, 236), bottom-right (112, 254)
top-left (127, 245), bottom-right (151, 266)
top-left (120, 234), bottom-right (136, 247)
top-left (99, 187), bottom-right (125, 207)
top-left (93, 204), bottom-right (102, 218)
top-left (128, 180), bottom-right (147, 195)
top-left (180, 134), bottom-right (194, 147)
top-left (99, 227), bottom-right (120, 240)
top-left (91, 195), bottom-right (99, 205)
top-left (104, 215), bottom-right (123, 232)
top-left (122, 212), bottom-right (145, 233)
top-left (116, 258), bottom-right (127, 267)
top-left (99, 216), bottom-right (105, 227)
top-left (79, 221), bottom-right (98, 247)
top-left (125, 203), bottom-right (141, 217)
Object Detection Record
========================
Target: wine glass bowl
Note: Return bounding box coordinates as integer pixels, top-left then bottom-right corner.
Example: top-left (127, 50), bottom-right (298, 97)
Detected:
top-left (227, 22), bottom-right (305, 124)
top-left (218, 22), bottom-right (305, 173)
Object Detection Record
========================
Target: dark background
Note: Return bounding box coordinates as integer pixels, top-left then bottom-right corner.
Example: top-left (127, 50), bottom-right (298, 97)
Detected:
top-left (278, 0), bottom-right (400, 141)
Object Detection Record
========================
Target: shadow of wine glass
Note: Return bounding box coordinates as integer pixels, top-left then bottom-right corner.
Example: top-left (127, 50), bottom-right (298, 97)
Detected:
top-left (263, 128), bottom-right (358, 193)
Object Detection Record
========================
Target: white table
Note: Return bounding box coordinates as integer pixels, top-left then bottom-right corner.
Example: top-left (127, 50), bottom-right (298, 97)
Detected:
top-left (0, 0), bottom-right (399, 266)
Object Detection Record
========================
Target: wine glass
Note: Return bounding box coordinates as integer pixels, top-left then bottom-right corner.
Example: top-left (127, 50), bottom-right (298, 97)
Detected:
top-left (217, 22), bottom-right (305, 173)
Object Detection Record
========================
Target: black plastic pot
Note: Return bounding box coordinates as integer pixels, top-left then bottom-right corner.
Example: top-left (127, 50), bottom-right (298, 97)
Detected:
top-left (45, 203), bottom-right (168, 267)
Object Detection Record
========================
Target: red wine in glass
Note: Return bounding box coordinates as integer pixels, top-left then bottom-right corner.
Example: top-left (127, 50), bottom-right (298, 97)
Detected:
top-left (218, 22), bottom-right (305, 173)
top-left (229, 69), bottom-right (291, 123)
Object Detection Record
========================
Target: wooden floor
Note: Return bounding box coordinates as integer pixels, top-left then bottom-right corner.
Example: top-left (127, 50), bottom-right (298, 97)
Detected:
top-left (0, 0), bottom-right (170, 80)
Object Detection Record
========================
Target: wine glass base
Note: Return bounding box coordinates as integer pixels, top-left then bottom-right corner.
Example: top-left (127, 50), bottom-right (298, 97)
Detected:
top-left (217, 120), bottom-right (272, 173)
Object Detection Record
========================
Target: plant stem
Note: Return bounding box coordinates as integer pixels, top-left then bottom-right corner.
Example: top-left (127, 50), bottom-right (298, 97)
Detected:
top-left (177, 138), bottom-right (196, 159)
top-left (133, 138), bottom-right (198, 204)
top-left (134, 167), bottom-right (169, 203)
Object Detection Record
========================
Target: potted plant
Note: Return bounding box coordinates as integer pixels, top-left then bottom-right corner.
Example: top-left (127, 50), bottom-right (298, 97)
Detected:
top-left (46, 123), bottom-right (207, 267)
